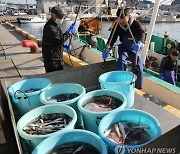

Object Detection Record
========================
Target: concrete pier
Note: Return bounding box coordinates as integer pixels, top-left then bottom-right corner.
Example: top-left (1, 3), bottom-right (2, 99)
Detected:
top-left (0, 23), bottom-right (45, 84)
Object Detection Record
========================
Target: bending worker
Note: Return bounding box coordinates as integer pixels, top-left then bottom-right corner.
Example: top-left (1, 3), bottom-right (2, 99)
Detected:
top-left (159, 50), bottom-right (179, 85)
top-left (42, 5), bottom-right (77, 73)
top-left (102, 7), bottom-right (145, 89)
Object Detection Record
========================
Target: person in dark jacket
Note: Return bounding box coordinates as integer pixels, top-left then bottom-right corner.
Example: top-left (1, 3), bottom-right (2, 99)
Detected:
top-left (159, 50), bottom-right (179, 85)
top-left (102, 7), bottom-right (145, 89)
top-left (42, 5), bottom-right (77, 73)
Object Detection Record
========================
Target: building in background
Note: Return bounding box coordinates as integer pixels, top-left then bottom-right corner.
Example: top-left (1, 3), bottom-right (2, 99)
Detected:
top-left (0, 1), bottom-right (7, 12)
top-left (36, 0), bottom-right (68, 14)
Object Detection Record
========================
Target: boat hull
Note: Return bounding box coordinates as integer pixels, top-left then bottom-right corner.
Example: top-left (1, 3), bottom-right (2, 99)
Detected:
top-left (19, 20), bottom-right (46, 23)
top-left (17, 14), bottom-right (47, 24)
top-left (69, 36), bottom-right (180, 109)
top-left (17, 18), bottom-right (46, 23)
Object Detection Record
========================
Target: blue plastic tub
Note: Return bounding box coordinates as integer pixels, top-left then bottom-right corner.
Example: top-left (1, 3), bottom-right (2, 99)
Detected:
top-left (32, 129), bottom-right (108, 154)
top-left (40, 83), bottom-right (86, 128)
top-left (98, 109), bottom-right (162, 153)
top-left (8, 78), bottom-right (52, 116)
top-left (17, 104), bottom-right (77, 152)
top-left (78, 89), bottom-right (127, 134)
top-left (99, 71), bottom-right (137, 109)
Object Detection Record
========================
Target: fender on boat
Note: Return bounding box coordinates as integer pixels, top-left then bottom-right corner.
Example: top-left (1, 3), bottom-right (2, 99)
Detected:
top-left (21, 40), bottom-right (39, 53)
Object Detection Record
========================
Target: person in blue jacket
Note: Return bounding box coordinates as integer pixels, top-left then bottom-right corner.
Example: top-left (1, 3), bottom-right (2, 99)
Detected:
top-left (102, 7), bottom-right (145, 89)
top-left (42, 5), bottom-right (77, 73)
top-left (159, 50), bottom-right (179, 85)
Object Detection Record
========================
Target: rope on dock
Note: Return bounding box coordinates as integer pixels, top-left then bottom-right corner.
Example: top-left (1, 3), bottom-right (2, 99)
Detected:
top-left (0, 42), bottom-right (7, 59)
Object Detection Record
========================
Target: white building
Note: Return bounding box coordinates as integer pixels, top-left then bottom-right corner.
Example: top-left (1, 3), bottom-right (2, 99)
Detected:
top-left (0, 2), bottom-right (7, 11)
top-left (36, 0), bottom-right (123, 15)
top-left (36, 0), bottom-right (68, 14)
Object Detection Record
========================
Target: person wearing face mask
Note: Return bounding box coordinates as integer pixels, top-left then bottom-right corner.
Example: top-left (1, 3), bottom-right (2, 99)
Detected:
top-left (102, 7), bottom-right (145, 89)
top-left (159, 50), bottom-right (179, 85)
top-left (42, 5), bottom-right (77, 73)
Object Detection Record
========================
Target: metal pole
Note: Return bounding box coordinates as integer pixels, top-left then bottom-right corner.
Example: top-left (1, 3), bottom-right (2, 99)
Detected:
top-left (142, 0), bottom-right (161, 64)
top-left (26, 0), bottom-right (28, 13)
top-left (81, 0), bottom-right (103, 14)
top-left (0, 1), bottom-right (3, 12)
top-left (68, 0), bottom-right (83, 67)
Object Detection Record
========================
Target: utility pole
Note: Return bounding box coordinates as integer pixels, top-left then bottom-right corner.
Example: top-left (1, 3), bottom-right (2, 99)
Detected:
top-left (26, 0), bottom-right (28, 13)
top-left (0, 1), bottom-right (3, 12)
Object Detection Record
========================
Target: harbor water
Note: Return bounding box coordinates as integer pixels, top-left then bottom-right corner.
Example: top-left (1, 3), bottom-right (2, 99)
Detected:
top-left (14, 21), bottom-right (180, 42)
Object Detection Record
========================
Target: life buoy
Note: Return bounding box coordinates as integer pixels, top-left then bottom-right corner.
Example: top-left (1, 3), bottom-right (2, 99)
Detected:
top-left (21, 40), bottom-right (39, 53)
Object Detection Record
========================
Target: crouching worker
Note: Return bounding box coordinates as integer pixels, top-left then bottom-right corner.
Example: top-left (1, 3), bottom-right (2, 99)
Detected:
top-left (102, 7), bottom-right (145, 89)
top-left (42, 5), bottom-right (77, 73)
top-left (159, 50), bottom-right (179, 85)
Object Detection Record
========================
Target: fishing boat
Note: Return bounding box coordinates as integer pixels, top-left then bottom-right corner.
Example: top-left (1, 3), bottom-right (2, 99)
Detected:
top-left (141, 12), bottom-right (177, 23)
top-left (66, 6), bottom-right (180, 109)
top-left (8, 0), bottom-right (179, 108)
top-left (1, 60), bottom-right (179, 154)
top-left (1, 0), bottom-right (180, 153)
top-left (17, 14), bottom-right (47, 24)
top-left (68, 28), bottom-right (180, 107)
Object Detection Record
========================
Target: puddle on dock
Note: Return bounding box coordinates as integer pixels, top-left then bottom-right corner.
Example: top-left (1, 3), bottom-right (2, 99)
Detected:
top-left (83, 95), bottom-right (123, 112)
top-left (48, 93), bottom-right (79, 102)
top-left (143, 93), bottom-right (167, 107)
top-left (23, 113), bottom-right (72, 135)
top-left (105, 121), bottom-right (152, 145)
top-left (48, 142), bottom-right (100, 154)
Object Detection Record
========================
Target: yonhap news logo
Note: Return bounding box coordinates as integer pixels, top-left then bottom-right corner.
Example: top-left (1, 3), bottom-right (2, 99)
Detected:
top-left (114, 145), bottom-right (126, 154)
top-left (114, 146), bottom-right (177, 154)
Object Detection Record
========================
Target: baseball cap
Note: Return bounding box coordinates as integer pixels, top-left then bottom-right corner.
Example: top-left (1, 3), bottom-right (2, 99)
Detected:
top-left (51, 5), bottom-right (65, 17)
top-left (116, 7), bottom-right (132, 18)
top-left (171, 50), bottom-right (179, 56)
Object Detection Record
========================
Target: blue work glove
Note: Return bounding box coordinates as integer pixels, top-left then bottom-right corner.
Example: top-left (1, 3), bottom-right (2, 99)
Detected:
top-left (102, 48), bottom-right (110, 60)
top-left (159, 73), bottom-right (163, 80)
top-left (66, 23), bottom-right (77, 35)
top-left (63, 42), bottom-right (72, 51)
top-left (131, 41), bottom-right (143, 53)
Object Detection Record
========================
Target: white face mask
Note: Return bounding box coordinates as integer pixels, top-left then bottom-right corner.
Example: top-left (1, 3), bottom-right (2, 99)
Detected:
top-left (55, 18), bottom-right (64, 25)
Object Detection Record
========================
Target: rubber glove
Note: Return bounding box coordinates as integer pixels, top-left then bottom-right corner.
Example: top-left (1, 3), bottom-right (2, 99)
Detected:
top-left (63, 42), bottom-right (72, 51)
top-left (159, 73), bottom-right (163, 80)
top-left (102, 48), bottom-right (110, 60)
top-left (66, 23), bottom-right (77, 35)
top-left (131, 41), bottom-right (143, 53)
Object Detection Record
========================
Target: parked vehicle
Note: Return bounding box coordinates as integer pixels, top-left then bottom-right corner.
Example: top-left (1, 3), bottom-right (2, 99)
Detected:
top-left (12, 11), bottom-right (19, 16)
top-left (0, 11), bottom-right (3, 16)
top-left (18, 12), bottom-right (27, 16)
top-left (3, 10), bottom-right (8, 15)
